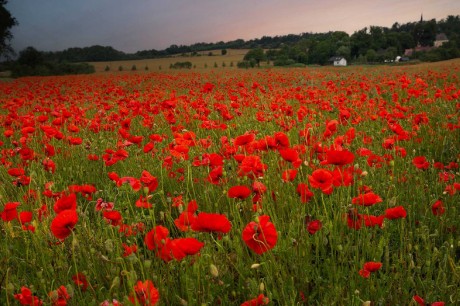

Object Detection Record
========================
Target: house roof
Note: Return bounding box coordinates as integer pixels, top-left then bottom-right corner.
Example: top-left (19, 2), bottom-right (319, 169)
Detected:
top-left (435, 33), bottom-right (448, 41)
top-left (328, 56), bottom-right (345, 61)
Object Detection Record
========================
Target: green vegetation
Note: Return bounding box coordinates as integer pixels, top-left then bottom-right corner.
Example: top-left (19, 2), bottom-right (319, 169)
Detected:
top-left (170, 61), bottom-right (192, 69)
top-left (10, 47), bottom-right (95, 77)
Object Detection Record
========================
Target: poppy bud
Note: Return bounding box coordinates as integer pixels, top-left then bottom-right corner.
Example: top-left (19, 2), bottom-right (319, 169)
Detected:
top-left (210, 264), bottom-right (219, 278)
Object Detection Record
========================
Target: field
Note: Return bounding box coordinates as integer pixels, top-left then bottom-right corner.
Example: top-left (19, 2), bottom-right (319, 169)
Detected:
top-left (89, 49), bottom-right (249, 73)
top-left (1, 60), bottom-right (459, 305)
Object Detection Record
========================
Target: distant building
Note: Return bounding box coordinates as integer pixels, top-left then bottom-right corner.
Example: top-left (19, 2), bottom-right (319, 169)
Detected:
top-left (404, 33), bottom-right (449, 56)
top-left (434, 33), bottom-right (449, 47)
top-left (329, 56), bottom-right (347, 67)
top-left (404, 45), bottom-right (435, 57)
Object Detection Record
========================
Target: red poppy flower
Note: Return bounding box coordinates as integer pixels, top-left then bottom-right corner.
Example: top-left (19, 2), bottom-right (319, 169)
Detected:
top-left (72, 272), bottom-right (88, 291)
top-left (135, 195), bottom-right (152, 209)
top-left (140, 170), bottom-right (158, 193)
top-left (363, 214), bottom-right (385, 228)
top-left (234, 133), bottom-right (255, 146)
top-left (308, 169), bottom-right (333, 194)
top-left (242, 215), bottom-right (278, 254)
top-left (170, 238), bottom-right (205, 261)
top-left (53, 193), bottom-right (77, 214)
top-left (282, 169), bottom-right (297, 182)
top-left (352, 192), bottom-right (383, 206)
top-left (50, 209), bottom-right (78, 240)
top-left (49, 285), bottom-right (70, 306)
top-left (279, 148), bottom-right (301, 167)
top-left (116, 177), bottom-right (141, 191)
top-left (359, 261), bottom-right (382, 278)
top-left (14, 286), bottom-right (43, 306)
top-left (69, 184), bottom-right (96, 200)
top-left (252, 181), bottom-right (267, 194)
top-left (306, 219), bottom-right (322, 235)
top-left (7, 168), bottom-right (25, 177)
top-left (1, 202), bottom-right (20, 221)
top-left (228, 185), bottom-right (252, 200)
top-left (412, 156), bottom-right (430, 170)
top-left (122, 243), bottom-right (138, 257)
top-left (296, 183), bottom-right (314, 203)
top-left (413, 295), bottom-right (445, 306)
top-left (207, 166), bottom-right (223, 184)
top-left (241, 294), bottom-right (270, 306)
top-left (274, 131), bottom-right (290, 149)
top-left (346, 208), bottom-right (363, 230)
top-left (237, 155), bottom-right (267, 179)
top-left (145, 225), bottom-right (170, 251)
top-left (191, 212), bottom-right (232, 234)
top-left (103, 210), bottom-right (122, 226)
top-left (19, 211), bottom-right (33, 225)
top-left (384, 206), bottom-right (407, 219)
top-left (431, 199), bottom-right (445, 216)
top-left (321, 149), bottom-right (355, 166)
top-left (129, 280), bottom-right (159, 306)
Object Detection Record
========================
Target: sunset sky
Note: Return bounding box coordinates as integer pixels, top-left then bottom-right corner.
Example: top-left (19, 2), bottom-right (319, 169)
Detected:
top-left (6, 0), bottom-right (460, 53)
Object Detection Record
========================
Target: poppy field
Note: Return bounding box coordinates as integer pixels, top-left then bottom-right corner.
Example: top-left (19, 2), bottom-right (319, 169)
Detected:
top-left (1, 61), bottom-right (460, 305)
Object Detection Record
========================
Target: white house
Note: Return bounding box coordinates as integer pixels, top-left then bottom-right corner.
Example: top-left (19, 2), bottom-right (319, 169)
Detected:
top-left (329, 56), bottom-right (347, 67)
top-left (434, 33), bottom-right (449, 48)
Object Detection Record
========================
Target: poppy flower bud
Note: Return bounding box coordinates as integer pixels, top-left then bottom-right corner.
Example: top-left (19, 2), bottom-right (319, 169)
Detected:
top-left (209, 264), bottom-right (219, 278)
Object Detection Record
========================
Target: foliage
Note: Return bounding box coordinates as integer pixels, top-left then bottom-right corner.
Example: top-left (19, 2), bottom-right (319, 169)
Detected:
top-left (13, 15), bottom-right (460, 66)
top-left (11, 47), bottom-right (95, 77)
top-left (243, 48), bottom-right (266, 66)
top-left (0, 0), bottom-right (17, 59)
top-left (170, 61), bottom-right (192, 69)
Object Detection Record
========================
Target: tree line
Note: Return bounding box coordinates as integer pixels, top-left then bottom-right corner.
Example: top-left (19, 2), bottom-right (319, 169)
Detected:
top-left (31, 15), bottom-right (460, 66)
top-left (1, 1), bottom-right (459, 75)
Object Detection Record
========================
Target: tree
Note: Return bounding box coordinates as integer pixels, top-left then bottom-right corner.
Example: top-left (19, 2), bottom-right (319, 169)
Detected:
top-left (221, 49), bottom-right (227, 56)
top-left (243, 48), bottom-right (266, 67)
top-left (0, 0), bottom-right (18, 58)
top-left (17, 47), bottom-right (43, 68)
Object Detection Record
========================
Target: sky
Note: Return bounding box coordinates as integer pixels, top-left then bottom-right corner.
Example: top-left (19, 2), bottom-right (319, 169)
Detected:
top-left (6, 0), bottom-right (460, 53)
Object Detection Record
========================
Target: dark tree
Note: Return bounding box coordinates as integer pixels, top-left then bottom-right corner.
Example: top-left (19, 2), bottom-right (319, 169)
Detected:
top-left (0, 0), bottom-right (18, 58)
top-left (243, 48), bottom-right (266, 66)
top-left (17, 47), bottom-right (43, 68)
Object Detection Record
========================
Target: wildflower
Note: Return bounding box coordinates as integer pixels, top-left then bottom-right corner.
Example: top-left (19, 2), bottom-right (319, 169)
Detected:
top-left (1, 202), bottom-right (20, 222)
top-left (308, 169), bottom-right (333, 194)
top-left (321, 149), bottom-right (355, 166)
top-left (129, 280), bottom-right (160, 305)
top-left (72, 273), bottom-right (88, 291)
top-left (306, 219), bottom-right (322, 235)
top-left (352, 192), bottom-right (383, 206)
top-left (431, 200), bottom-right (445, 216)
top-left (241, 294), bottom-right (269, 306)
top-left (242, 215), bottom-right (278, 254)
top-left (296, 183), bottom-right (314, 203)
top-left (49, 285), bottom-right (70, 306)
top-left (412, 156), bottom-right (430, 170)
top-left (50, 210), bottom-right (78, 240)
top-left (14, 286), bottom-right (43, 305)
top-left (359, 261), bottom-right (382, 278)
top-left (228, 185), bottom-right (252, 200)
top-left (53, 193), bottom-right (77, 214)
top-left (191, 212), bottom-right (231, 234)
top-left (384, 206), bottom-right (407, 220)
